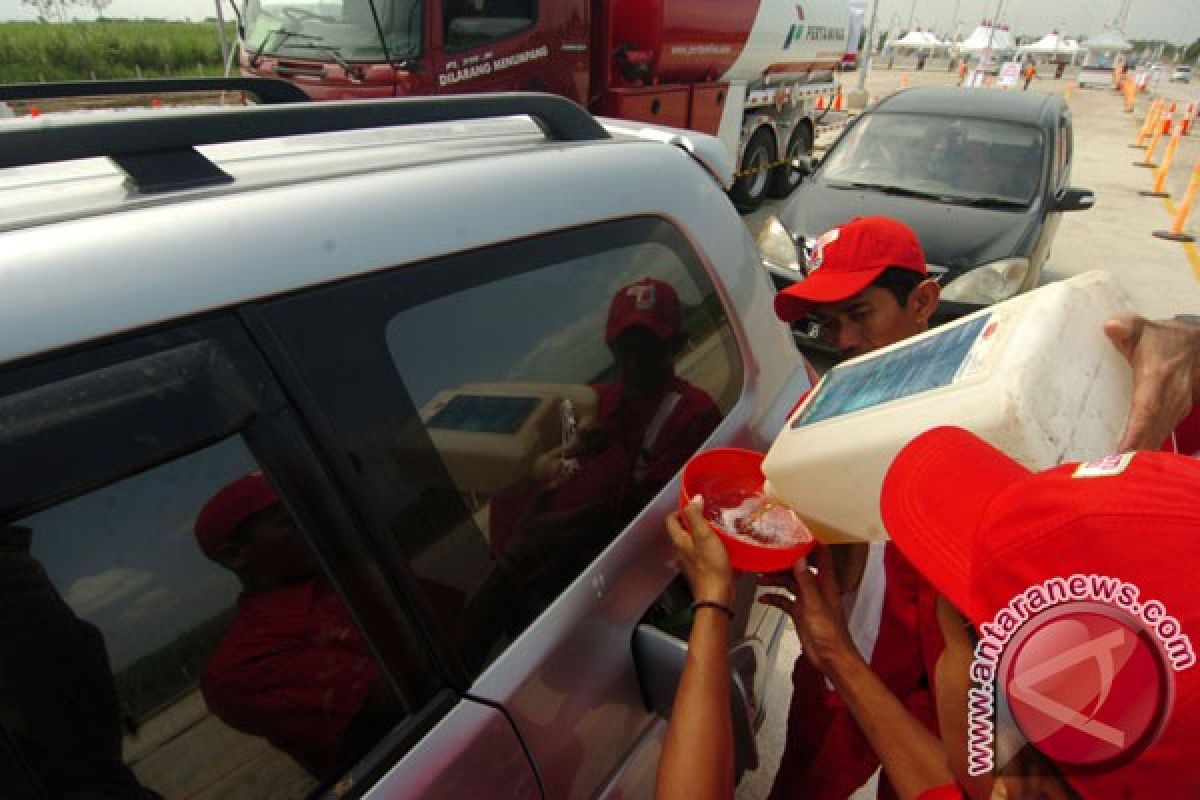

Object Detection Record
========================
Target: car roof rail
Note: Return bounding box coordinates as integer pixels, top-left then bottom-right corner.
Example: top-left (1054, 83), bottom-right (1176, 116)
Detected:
top-left (0, 90), bottom-right (610, 194)
top-left (0, 77), bottom-right (310, 105)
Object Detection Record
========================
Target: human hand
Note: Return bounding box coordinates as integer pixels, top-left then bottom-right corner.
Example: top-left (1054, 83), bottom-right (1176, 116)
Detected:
top-left (530, 418), bottom-right (605, 488)
top-left (1104, 315), bottom-right (1200, 451)
top-left (665, 497), bottom-right (733, 607)
top-left (759, 545), bottom-right (862, 677)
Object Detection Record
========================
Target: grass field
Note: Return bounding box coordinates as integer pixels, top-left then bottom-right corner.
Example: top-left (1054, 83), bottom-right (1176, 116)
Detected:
top-left (0, 20), bottom-right (235, 83)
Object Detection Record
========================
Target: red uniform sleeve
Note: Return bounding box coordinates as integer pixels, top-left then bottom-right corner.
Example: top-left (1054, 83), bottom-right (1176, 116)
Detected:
top-left (916, 785), bottom-right (967, 800)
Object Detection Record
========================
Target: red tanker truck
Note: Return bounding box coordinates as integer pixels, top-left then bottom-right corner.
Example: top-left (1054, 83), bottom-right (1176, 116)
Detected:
top-left (234, 0), bottom-right (850, 209)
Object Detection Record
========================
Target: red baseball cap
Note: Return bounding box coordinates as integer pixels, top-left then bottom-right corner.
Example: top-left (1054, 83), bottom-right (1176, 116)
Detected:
top-left (883, 427), bottom-right (1200, 798)
top-left (605, 278), bottom-right (682, 344)
top-left (774, 216), bottom-right (927, 322)
top-left (194, 472), bottom-right (279, 559)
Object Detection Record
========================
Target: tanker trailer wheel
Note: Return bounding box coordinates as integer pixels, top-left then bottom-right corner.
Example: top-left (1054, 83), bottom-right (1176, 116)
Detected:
top-left (769, 123), bottom-right (813, 198)
top-left (730, 127), bottom-right (776, 212)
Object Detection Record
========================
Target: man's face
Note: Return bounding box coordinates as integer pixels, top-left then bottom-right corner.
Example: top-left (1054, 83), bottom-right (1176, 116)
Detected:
top-left (810, 280), bottom-right (938, 360)
top-left (213, 504), bottom-right (319, 589)
top-left (610, 326), bottom-right (675, 395)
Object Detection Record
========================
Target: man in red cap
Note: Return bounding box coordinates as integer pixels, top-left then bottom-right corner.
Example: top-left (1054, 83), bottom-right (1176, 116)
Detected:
top-left (195, 474), bottom-right (403, 779)
top-left (489, 278), bottom-right (720, 584)
top-left (877, 426), bottom-right (1200, 798)
top-left (654, 314), bottom-right (1200, 800)
top-left (768, 216), bottom-right (946, 800)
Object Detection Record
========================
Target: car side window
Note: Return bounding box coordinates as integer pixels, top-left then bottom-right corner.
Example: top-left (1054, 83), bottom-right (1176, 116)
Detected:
top-left (257, 217), bottom-right (744, 678)
top-left (0, 326), bottom-right (422, 800)
top-left (442, 0), bottom-right (535, 51)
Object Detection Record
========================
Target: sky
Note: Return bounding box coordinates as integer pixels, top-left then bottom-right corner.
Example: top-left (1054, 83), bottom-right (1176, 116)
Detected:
top-left (0, 0), bottom-right (1197, 45)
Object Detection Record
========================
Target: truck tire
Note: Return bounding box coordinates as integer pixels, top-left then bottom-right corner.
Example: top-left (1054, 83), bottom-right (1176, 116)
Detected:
top-left (768, 123), bottom-right (814, 198)
top-left (730, 127), bottom-right (776, 212)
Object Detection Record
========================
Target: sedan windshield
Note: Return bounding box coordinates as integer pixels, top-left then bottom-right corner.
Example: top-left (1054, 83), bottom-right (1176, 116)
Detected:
top-left (243, 0), bottom-right (421, 61)
top-left (820, 113), bottom-right (1045, 206)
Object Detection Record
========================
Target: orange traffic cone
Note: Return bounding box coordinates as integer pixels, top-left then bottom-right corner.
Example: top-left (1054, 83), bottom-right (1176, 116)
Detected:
top-left (1141, 119), bottom-right (1184, 197)
top-left (151, 97), bottom-right (162, 109)
top-left (1137, 110), bottom-right (1170, 167)
top-left (1164, 102), bottom-right (1178, 135)
top-left (816, 95), bottom-right (825, 110)
top-left (1154, 158), bottom-right (1200, 242)
top-left (29, 106), bottom-right (40, 117)
top-left (1183, 104), bottom-right (1195, 136)
top-left (833, 87), bottom-right (844, 111)
top-left (899, 74), bottom-right (911, 89)
top-left (1133, 99), bottom-right (1163, 148)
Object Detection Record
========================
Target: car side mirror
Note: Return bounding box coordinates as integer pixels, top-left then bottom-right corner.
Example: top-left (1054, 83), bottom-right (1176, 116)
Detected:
top-left (1055, 187), bottom-right (1095, 212)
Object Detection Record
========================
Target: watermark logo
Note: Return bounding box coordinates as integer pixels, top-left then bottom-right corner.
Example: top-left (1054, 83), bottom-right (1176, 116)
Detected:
top-left (967, 575), bottom-right (1195, 776)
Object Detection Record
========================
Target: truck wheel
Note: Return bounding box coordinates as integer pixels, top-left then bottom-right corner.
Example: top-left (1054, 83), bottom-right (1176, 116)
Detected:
top-left (730, 127), bottom-right (776, 212)
top-left (769, 123), bottom-right (813, 198)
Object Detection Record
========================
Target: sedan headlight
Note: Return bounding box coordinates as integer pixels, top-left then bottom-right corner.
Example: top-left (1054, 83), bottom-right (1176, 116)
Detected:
top-left (756, 216), bottom-right (803, 274)
top-left (940, 258), bottom-right (1031, 304)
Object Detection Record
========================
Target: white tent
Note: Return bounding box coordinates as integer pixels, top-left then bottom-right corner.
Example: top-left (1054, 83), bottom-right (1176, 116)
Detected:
top-left (959, 22), bottom-right (1016, 54)
top-left (892, 30), bottom-right (947, 50)
top-left (1018, 32), bottom-right (1078, 56)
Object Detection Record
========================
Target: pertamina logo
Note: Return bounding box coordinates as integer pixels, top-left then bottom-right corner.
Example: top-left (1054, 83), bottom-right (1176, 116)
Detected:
top-left (782, 5), bottom-right (805, 50)
top-left (804, 227), bottom-right (839, 273)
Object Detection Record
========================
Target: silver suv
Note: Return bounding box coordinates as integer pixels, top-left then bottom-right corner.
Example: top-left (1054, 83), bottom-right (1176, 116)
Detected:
top-left (0, 80), bottom-right (809, 800)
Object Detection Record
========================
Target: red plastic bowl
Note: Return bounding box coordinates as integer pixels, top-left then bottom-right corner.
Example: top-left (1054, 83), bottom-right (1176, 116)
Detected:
top-left (679, 447), bottom-right (814, 573)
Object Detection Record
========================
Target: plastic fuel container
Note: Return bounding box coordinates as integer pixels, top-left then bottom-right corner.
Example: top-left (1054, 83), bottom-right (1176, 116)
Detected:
top-left (762, 271), bottom-right (1133, 543)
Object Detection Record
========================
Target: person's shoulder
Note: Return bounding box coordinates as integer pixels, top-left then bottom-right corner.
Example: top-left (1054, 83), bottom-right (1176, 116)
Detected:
top-left (672, 378), bottom-right (717, 406)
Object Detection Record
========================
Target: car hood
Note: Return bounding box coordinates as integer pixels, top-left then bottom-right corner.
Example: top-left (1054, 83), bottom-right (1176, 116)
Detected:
top-left (780, 183), bottom-right (1038, 274)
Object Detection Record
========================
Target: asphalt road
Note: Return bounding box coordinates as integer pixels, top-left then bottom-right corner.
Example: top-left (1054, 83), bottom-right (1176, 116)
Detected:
top-left (735, 63), bottom-right (1200, 800)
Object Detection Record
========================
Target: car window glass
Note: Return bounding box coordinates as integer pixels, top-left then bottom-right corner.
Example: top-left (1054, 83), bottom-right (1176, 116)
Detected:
top-left (442, 0), bottom-right (534, 51)
top-left (384, 227), bottom-right (740, 670)
top-left (2, 436), bottom-right (407, 799)
top-left (822, 113), bottom-right (1044, 204)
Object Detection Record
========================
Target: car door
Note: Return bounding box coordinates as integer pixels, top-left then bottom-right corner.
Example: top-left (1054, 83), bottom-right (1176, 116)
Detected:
top-left (247, 216), bottom-right (772, 799)
top-left (431, 0), bottom-right (589, 101)
top-left (0, 316), bottom-right (540, 800)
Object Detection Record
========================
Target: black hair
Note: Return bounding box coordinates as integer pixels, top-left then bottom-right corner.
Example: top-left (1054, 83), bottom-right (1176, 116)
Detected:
top-left (870, 266), bottom-right (927, 307)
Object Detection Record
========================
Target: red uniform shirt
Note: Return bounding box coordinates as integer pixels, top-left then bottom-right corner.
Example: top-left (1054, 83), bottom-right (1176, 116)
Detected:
top-left (770, 546), bottom-right (944, 800)
top-left (201, 577), bottom-right (380, 777)
top-left (489, 377), bottom-right (720, 558)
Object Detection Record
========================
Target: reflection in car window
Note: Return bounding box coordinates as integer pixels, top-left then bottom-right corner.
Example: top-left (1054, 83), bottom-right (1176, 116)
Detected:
top-left (383, 220), bottom-right (742, 671)
top-left (4, 438), bottom-right (404, 798)
top-left (821, 113), bottom-right (1045, 205)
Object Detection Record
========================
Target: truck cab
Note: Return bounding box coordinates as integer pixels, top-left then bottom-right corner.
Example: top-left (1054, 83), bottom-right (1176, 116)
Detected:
top-left (239, 0), bottom-right (589, 103)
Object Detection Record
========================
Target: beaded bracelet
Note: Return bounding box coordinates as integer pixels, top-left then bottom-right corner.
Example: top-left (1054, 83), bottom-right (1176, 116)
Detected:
top-left (690, 600), bottom-right (735, 619)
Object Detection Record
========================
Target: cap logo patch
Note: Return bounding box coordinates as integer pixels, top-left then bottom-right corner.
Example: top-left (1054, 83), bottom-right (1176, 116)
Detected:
top-left (1073, 453), bottom-right (1134, 479)
top-left (805, 227), bottom-right (840, 273)
top-left (627, 284), bottom-right (657, 311)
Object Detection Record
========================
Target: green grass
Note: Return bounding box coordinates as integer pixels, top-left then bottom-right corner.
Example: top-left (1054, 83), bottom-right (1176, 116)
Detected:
top-left (0, 20), bottom-right (236, 83)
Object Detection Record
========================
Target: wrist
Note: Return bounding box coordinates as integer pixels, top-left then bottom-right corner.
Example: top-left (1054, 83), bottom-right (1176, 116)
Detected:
top-left (693, 578), bottom-right (734, 608)
top-left (821, 639), bottom-right (870, 685)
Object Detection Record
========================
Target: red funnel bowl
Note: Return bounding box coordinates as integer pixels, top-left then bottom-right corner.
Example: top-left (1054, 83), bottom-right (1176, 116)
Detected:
top-left (680, 448), bottom-right (814, 573)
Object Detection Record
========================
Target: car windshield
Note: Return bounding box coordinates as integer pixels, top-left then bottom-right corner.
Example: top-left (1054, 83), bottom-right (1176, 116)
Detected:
top-left (820, 112), bottom-right (1045, 206)
top-left (243, 0), bottom-right (421, 61)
